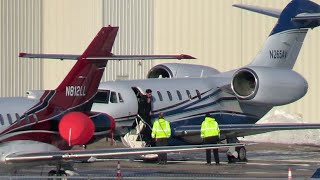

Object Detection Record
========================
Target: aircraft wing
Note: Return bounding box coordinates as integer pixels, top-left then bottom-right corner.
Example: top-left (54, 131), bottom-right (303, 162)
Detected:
top-left (174, 123), bottom-right (320, 138)
top-left (5, 143), bottom-right (244, 163)
top-left (19, 53), bottom-right (195, 60)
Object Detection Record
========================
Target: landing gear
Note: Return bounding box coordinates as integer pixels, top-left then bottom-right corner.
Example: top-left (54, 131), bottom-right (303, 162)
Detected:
top-left (47, 163), bottom-right (75, 177)
top-left (48, 170), bottom-right (56, 176)
top-left (48, 170), bottom-right (67, 176)
top-left (226, 137), bottom-right (248, 163)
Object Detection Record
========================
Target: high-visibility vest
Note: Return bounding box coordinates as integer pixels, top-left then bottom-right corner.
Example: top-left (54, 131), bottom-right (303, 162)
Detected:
top-left (200, 117), bottom-right (220, 138)
top-left (151, 118), bottom-right (171, 138)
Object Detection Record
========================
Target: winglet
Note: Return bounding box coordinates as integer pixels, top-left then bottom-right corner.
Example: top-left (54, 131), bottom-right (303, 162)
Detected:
top-left (19, 52), bottom-right (27, 57)
top-left (178, 54), bottom-right (196, 59)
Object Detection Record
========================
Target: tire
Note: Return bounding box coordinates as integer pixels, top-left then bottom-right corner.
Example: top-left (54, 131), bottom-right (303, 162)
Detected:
top-left (236, 146), bottom-right (247, 162)
top-left (48, 170), bottom-right (56, 176)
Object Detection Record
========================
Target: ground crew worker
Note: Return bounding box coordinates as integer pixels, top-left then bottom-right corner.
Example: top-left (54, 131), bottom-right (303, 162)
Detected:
top-left (201, 113), bottom-right (220, 165)
top-left (152, 112), bottom-right (171, 164)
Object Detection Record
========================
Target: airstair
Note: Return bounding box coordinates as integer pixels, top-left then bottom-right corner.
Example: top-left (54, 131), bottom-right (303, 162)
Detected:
top-left (121, 116), bottom-right (149, 148)
top-left (121, 116), bottom-right (158, 160)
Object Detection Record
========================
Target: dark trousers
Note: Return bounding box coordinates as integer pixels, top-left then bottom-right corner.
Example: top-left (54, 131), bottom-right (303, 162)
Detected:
top-left (141, 115), bottom-right (152, 146)
top-left (203, 136), bottom-right (220, 164)
top-left (156, 138), bottom-right (168, 163)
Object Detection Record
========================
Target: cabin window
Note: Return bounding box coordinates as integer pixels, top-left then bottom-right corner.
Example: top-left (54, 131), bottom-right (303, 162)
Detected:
top-left (177, 90), bottom-right (182, 100)
top-left (33, 114), bottom-right (39, 123)
top-left (157, 91), bottom-right (163, 101)
top-left (110, 91), bottom-right (118, 103)
top-left (186, 90), bottom-right (192, 99)
top-left (167, 91), bottom-right (172, 101)
top-left (7, 114), bottom-right (12, 124)
top-left (118, 93), bottom-right (124, 103)
top-left (25, 113), bottom-right (30, 123)
top-left (0, 114), bottom-right (4, 125)
top-left (196, 90), bottom-right (201, 100)
top-left (93, 90), bottom-right (110, 104)
top-left (15, 113), bottom-right (20, 123)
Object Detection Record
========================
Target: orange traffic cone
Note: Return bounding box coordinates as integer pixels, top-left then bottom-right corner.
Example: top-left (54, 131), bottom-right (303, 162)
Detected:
top-left (116, 161), bottom-right (122, 180)
top-left (288, 168), bottom-right (292, 179)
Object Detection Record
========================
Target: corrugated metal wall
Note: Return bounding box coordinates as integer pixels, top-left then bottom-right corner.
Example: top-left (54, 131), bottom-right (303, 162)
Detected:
top-left (41, 0), bottom-right (154, 89)
top-left (0, 0), bottom-right (42, 97)
top-left (41, 0), bottom-right (103, 89)
top-left (154, 0), bottom-right (320, 122)
top-left (1, 0), bottom-right (320, 122)
top-left (102, 0), bottom-right (154, 81)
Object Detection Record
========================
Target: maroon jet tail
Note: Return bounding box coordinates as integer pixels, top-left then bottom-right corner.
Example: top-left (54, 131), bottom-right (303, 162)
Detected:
top-left (52, 26), bottom-right (118, 111)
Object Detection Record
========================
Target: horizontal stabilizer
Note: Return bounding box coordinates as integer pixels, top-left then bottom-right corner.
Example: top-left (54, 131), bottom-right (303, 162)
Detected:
top-left (85, 54), bottom-right (196, 60)
top-left (292, 13), bottom-right (320, 21)
top-left (233, 4), bottom-right (282, 18)
top-left (19, 53), bottom-right (79, 60)
top-left (19, 53), bottom-right (195, 60)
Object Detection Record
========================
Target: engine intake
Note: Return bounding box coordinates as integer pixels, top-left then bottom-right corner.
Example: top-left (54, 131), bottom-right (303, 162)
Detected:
top-left (232, 68), bottom-right (258, 99)
top-left (231, 67), bottom-right (308, 106)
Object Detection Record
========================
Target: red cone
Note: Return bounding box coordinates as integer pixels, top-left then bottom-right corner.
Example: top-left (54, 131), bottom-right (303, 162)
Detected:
top-left (288, 168), bottom-right (292, 179)
top-left (116, 161), bottom-right (122, 180)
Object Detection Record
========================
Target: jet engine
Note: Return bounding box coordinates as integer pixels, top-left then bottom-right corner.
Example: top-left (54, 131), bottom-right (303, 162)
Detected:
top-left (59, 112), bottom-right (115, 146)
top-left (231, 67), bottom-right (308, 106)
top-left (147, 63), bottom-right (220, 78)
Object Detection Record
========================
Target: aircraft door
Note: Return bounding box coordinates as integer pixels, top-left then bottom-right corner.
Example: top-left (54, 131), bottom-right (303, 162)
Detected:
top-left (131, 87), bottom-right (145, 118)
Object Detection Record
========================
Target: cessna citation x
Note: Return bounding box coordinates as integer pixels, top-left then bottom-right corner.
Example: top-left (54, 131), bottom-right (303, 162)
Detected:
top-left (0, 27), bottom-right (246, 176)
top-left (91, 0), bottom-right (320, 162)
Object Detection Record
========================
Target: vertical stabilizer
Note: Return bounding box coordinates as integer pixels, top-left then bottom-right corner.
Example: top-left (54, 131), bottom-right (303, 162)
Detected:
top-left (241, 0), bottom-right (320, 69)
top-left (53, 27), bottom-right (118, 111)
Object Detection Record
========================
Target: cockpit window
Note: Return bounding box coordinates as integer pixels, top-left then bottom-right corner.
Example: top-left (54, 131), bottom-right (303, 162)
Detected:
top-left (110, 91), bottom-right (118, 103)
top-left (93, 90), bottom-right (110, 104)
top-left (118, 93), bottom-right (124, 103)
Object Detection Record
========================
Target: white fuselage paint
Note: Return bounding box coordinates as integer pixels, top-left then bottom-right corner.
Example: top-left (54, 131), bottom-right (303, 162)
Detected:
top-left (93, 76), bottom-right (270, 133)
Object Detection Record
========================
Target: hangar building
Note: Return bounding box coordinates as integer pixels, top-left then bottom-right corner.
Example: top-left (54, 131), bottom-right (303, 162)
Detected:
top-left (1, 0), bottom-right (320, 122)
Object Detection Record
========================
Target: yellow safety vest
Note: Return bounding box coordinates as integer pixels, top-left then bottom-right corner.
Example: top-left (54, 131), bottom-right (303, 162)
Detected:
top-left (152, 118), bottom-right (171, 138)
top-left (201, 117), bottom-right (220, 138)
